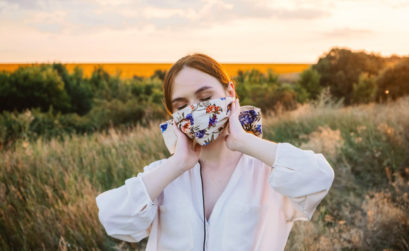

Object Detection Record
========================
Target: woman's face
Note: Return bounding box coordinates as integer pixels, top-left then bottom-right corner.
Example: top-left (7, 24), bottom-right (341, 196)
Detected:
top-left (171, 66), bottom-right (235, 113)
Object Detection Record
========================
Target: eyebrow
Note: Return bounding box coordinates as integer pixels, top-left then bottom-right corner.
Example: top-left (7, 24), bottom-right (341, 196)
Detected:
top-left (171, 86), bottom-right (213, 104)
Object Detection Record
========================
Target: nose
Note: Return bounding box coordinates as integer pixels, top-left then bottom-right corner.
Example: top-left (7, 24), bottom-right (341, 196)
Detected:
top-left (188, 98), bottom-right (202, 107)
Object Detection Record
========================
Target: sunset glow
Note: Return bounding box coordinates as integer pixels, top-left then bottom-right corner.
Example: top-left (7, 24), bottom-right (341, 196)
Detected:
top-left (1, 0), bottom-right (409, 63)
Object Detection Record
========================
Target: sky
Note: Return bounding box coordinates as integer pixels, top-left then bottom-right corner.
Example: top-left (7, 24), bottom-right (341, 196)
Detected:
top-left (1, 0), bottom-right (409, 63)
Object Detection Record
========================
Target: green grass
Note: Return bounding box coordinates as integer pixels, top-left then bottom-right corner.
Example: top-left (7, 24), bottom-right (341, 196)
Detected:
top-left (1, 97), bottom-right (408, 250)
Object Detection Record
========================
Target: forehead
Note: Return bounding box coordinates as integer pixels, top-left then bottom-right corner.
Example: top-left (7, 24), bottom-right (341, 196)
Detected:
top-left (172, 66), bottom-right (223, 99)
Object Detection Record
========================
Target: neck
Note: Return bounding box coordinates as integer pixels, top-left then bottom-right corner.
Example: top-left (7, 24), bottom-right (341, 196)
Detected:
top-left (198, 130), bottom-right (242, 170)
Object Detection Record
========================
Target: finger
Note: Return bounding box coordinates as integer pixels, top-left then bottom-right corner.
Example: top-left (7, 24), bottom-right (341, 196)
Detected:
top-left (173, 120), bottom-right (183, 137)
top-left (174, 120), bottom-right (194, 144)
top-left (230, 100), bottom-right (236, 115)
top-left (172, 120), bottom-right (179, 133)
top-left (232, 100), bottom-right (240, 117)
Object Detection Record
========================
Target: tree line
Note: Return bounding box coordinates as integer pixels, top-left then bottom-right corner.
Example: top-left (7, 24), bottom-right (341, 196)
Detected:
top-left (301, 47), bottom-right (409, 105)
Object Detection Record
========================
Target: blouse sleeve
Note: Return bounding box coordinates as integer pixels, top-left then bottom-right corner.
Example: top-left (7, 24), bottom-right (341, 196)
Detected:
top-left (268, 142), bottom-right (335, 222)
top-left (95, 158), bottom-right (165, 242)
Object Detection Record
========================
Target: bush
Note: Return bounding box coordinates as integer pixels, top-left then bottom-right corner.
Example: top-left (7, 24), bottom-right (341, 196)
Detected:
top-left (296, 67), bottom-right (322, 100)
top-left (313, 48), bottom-right (385, 105)
top-left (0, 65), bottom-right (71, 113)
top-left (351, 72), bottom-right (377, 104)
top-left (234, 69), bottom-right (301, 113)
top-left (376, 58), bottom-right (409, 102)
top-left (53, 64), bottom-right (94, 115)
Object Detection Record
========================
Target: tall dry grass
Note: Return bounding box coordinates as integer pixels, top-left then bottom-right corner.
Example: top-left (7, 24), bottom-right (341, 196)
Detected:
top-left (0, 122), bottom-right (168, 250)
top-left (1, 95), bottom-right (408, 250)
top-left (271, 97), bottom-right (409, 251)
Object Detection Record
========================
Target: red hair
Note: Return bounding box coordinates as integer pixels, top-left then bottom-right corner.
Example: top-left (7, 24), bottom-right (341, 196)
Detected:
top-left (162, 53), bottom-right (237, 115)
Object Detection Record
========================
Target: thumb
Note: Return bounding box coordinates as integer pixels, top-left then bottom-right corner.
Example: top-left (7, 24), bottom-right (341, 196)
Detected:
top-left (173, 120), bottom-right (183, 137)
top-left (173, 120), bottom-right (191, 142)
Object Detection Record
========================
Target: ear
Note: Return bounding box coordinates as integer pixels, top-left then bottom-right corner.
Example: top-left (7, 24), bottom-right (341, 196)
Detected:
top-left (226, 81), bottom-right (235, 97)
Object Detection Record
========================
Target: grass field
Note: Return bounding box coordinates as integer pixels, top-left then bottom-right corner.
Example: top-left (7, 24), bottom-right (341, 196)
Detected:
top-left (0, 63), bottom-right (311, 79)
top-left (1, 94), bottom-right (408, 250)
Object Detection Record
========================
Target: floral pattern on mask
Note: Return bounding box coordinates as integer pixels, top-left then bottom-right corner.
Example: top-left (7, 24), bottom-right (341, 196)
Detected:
top-left (171, 96), bottom-right (233, 146)
top-left (239, 109), bottom-right (262, 137)
top-left (159, 96), bottom-right (263, 154)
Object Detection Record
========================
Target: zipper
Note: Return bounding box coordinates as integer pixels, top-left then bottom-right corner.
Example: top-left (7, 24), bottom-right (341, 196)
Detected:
top-left (199, 160), bottom-right (206, 251)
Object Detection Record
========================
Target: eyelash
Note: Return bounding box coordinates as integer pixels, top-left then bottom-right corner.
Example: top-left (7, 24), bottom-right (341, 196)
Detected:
top-left (176, 96), bottom-right (211, 110)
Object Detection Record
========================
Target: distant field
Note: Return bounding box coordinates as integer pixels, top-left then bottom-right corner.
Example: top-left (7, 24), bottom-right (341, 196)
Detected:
top-left (0, 63), bottom-right (311, 78)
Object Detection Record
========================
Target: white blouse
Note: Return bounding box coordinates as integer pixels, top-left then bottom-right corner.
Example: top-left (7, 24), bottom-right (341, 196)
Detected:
top-left (95, 142), bottom-right (335, 251)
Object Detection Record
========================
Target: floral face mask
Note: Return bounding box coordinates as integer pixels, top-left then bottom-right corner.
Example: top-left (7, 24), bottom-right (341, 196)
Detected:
top-left (159, 96), bottom-right (263, 154)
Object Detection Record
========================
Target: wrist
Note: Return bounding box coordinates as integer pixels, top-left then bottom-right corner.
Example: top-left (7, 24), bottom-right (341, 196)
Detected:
top-left (234, 132), bottom-right (257, 153)
top-left (167, 155), bottom-right (188, 175)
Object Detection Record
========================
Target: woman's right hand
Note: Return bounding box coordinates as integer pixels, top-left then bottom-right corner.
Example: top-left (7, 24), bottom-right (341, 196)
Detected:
top-left (171, 120), bottom-right (201, 172)
top-left (141, 123), bottom-right (201, 203)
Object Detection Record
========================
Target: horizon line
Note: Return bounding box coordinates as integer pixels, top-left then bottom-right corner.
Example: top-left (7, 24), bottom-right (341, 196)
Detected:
top-left (0, 61), bottom-right (314, 65)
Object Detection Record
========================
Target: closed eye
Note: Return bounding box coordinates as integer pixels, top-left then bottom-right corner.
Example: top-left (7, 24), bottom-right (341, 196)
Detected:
top-left (200, 96), bottom-right (211, 101)
top-left (176, 105), bottom-right (187, 110)
top-left (176, 96), bottom-right (212, 110)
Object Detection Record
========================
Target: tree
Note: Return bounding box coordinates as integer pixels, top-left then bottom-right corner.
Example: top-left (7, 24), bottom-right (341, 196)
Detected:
top-left (151, 69), bottom-right (167, 81)
top-left (52, 63), bottom-right (94, 115)
top-left (296, 67), bottom-right (322, 100)
top-left (1, 65), bottom-right (71, 114)
top-left (351, 72), bottom-right (377, 104)
top-left (313, 47), bottom-right (385, 105)
top-left (376, 58), bottom-right (409, 102)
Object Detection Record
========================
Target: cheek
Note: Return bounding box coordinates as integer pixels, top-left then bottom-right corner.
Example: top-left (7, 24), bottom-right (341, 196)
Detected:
top-left (222, 87), bottom-right (233, 97)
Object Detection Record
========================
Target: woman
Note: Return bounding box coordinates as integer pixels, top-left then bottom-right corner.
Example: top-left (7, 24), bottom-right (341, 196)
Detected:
top-left (95, 53), bottom-right (335, 250)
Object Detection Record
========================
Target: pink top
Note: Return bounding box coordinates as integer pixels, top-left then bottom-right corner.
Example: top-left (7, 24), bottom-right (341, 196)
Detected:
top-left (96, 142), bottom-right (335, 250)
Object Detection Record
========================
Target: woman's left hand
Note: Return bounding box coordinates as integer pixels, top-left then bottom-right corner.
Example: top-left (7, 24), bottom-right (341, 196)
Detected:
top-left (224, 98), bottom-right (249, 151)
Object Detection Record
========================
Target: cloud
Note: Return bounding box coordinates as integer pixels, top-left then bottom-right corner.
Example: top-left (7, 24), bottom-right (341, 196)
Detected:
top-left (0, 0), bottom-right (333, 34)
top-left (271, 8), bottom-right (329, 19)
top-left (1, 0), bottom-right (43, 10)
top-left (321, 27), bottom-right (374, 39)
top-left (137, 0), bottom-right (204, 10)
